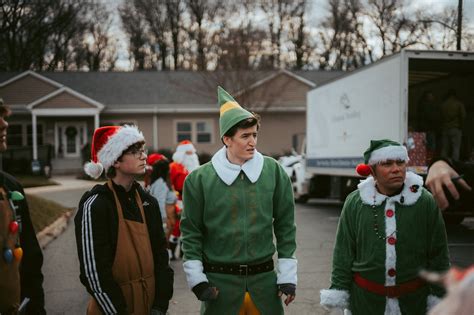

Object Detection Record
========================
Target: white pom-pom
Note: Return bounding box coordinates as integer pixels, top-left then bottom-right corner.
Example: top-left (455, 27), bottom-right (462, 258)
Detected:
top-left (84, 161), bottom-right (104, 179)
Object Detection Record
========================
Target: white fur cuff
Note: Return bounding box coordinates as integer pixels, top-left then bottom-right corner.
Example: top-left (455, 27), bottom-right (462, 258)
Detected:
top-left (320, 289), bottom-right (350, 310)
top-left (276, 258), bottom-right (297, 285)
top-left (183, 260), bottom-right (209, 289)
top-left (427, 294), bottom-right (441, 312)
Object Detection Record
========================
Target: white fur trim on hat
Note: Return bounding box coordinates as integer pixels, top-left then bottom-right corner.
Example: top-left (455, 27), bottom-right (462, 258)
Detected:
top-left (84, 161), bottom-right (104, 179)
top-left (176, 143), bottom-right (196, 153)
top-left (97, 125), bottom-right (145, 173)
top-left (368, 145), bottom-right (409, 165)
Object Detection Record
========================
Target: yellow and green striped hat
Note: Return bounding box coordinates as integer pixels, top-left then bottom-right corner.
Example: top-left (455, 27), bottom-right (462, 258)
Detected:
top-left (218, 86), bottom-right (254, 138)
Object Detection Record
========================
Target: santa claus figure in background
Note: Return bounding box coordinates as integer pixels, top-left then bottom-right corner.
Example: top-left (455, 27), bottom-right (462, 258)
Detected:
top-left (169, 140), bottom-right (200, 259)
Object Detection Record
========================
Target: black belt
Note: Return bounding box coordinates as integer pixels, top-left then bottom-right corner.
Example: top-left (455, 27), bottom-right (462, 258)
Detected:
top-left (203, 260), bottom-right (274, 276)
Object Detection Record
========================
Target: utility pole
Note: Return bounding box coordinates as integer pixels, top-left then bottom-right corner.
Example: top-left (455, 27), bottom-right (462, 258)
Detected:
top-left (457, 0), bottom-right (463, 50)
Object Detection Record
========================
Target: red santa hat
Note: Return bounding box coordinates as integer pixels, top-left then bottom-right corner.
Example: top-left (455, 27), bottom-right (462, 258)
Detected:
top-left (147, 153), bottom-right (167, 166)
top-left (84, 125), bottom-right (145, 179)
top-left (175, 140), bottom-right (196, 153)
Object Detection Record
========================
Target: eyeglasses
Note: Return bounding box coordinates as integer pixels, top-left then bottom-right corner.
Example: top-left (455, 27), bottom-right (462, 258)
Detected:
top-left (126, 148), bottom-right (148, 158)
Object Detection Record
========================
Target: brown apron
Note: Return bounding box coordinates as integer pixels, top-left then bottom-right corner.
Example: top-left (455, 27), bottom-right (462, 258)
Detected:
top-left (0, 187), bottom-right (21, 314)
top-left (87, 181), bottom-right (155, 315)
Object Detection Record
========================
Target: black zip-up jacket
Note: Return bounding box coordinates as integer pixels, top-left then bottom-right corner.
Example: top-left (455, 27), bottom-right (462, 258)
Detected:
top-left (0, 171), bottom-right (45, 314)
top-left (74, 181), bottom-right (173, 314)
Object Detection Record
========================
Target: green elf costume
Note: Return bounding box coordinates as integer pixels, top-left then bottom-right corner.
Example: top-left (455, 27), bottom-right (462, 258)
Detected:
top-left (180, 87), bottom-right (297, 315)
top-left (320, 140), bottom-right (450, 315)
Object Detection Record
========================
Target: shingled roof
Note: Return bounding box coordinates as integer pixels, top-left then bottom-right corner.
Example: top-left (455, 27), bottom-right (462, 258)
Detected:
top-left (0, 70), bottom-right (344, 106)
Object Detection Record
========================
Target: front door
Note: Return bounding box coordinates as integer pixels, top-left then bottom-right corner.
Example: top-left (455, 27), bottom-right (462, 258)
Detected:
top-left (56, 122), bottom-right (87, 158)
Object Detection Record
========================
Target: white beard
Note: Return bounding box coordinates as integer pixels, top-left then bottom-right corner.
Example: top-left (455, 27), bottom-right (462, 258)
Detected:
top-left (173, 151), bottom-right (200, 172)
top-left (182, 153), bottom-right (200, 172)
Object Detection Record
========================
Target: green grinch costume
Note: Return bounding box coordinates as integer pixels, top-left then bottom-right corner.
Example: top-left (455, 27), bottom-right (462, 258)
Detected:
top-left (321, 140), bottom-right (450, 315)
top-left (181, 87), bottom-right (297, 315)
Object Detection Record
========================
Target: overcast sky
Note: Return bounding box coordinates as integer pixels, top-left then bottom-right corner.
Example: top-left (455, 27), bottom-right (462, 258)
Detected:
top-left (106, 0), bottom-right (473, 70)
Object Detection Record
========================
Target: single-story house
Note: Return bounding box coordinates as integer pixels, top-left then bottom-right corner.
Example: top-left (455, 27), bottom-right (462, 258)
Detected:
top-left (0, 69), bottom-right (343, 174)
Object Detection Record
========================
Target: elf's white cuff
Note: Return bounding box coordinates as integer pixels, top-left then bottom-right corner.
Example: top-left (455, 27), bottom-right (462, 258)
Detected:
top-left (427, 294), bottom-right (442, 312)
top-left (276, 258), bottom-right (297, 285)
top-left (320, 289), bottom-right (350, 310)
top-left (183, 260), bottom-right (208, 289)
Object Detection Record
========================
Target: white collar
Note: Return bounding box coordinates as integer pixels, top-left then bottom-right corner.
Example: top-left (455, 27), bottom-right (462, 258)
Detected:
top-left (211, 146), bottom-right (264, 186)
top-left (358, 171), bottom-right (424, 206)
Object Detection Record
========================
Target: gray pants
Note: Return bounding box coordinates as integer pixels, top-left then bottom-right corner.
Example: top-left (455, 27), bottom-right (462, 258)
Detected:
top-left (441, 128), bottom-right (462, 160)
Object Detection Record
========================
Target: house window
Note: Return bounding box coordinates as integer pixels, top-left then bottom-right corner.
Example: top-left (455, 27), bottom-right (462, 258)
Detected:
top-left (177, 122), bottom-right (192, 142)
top-left (27, 124), bottom-right (44, 146)
top-left (175, 120), bottom-right (213, 144)
top-left (196, 121), bottom-right (212, 143)
top-left (7, 124), bottom-right (23, 146)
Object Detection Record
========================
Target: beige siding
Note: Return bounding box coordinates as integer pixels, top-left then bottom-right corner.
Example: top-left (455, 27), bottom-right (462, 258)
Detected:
top-left (0, 75), bottom-right (58, 105)
top-left (256, 112), bottom-right (306, 156)
top-left (128, 111), bottom-right (306, 157)
top-left (35, 91), bottom-right (96, 109)
top-left (238, 73), bottom-right (310, 108)
top-left (157, 113), bottom-right (221, 154)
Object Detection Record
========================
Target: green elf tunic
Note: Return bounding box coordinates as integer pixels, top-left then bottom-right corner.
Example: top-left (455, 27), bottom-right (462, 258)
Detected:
top-left (181, 146), bottom-right (297, 315)
top-left (321, 172), bottom-right (450, 315)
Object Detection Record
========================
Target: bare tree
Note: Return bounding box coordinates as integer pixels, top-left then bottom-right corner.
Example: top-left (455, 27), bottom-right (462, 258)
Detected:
top-left (416, 5), bottom-right (473, 51)
top-left (185, 0), bottom-right (224, 70)
top-left (119, 1), bottom-right (154, 70)
top-left (315, 0), bottom-right (371, 70)
top-left (285, 0), bottom-right (308, 69)
top-left (135, 0), bottom-right (169, 70)
top-left (82, 7), bottom-right (118, 71)
top-left (166, 0), bottom-right (184, 69)
top-left (364, 0), bottom-right (422, 56)
top-left (0, 0), bottom-right (116, 71)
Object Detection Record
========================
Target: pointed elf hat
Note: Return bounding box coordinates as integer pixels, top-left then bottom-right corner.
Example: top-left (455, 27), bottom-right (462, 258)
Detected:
top-left (84, 125), bottom-right (145, 179)
top-left (218, 86), bottom-right (254, 138)
top-left (355, 139), bottom-right (409, 176)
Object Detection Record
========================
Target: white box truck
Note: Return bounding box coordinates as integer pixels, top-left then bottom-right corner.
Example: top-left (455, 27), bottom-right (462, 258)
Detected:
top-left (301, 49), bottom-right (474, 223)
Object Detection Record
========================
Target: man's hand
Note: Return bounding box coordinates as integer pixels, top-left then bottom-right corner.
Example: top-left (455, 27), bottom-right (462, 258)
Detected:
top-left (192, 282), bottom-right (219, 301)
top-left (426, 160), bottom-right (471, 210)
top-left (277, 283), bottom-right (296, 306)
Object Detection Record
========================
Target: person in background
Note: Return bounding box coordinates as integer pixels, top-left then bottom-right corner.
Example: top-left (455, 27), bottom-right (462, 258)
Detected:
top-left (147, 154), bottom-right (177, 242)
top-left (168, 140), bottom-right (200, 260)
top-left (321, 139), bottom-right (450, 314)
top-left (181, 87), bottom-right (297, 314)
top-left (0, 97), bottom-right (46, 314)
top-left (75, 125), bottom-right (173, 315)
top-left (417, 91), bottom-right (441, 153)
top-left (439, 89), bottom-right (466, 160)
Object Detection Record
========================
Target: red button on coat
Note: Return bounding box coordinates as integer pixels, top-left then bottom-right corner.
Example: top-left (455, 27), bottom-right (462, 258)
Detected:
top-left (386, 209), bottom-right (394, 217)
top-left (387, 237), bottom-right (397, 245)
top-left (9, 221), bottom-right (19, 234)
top-left (388, 268), bottom-right (396, 277)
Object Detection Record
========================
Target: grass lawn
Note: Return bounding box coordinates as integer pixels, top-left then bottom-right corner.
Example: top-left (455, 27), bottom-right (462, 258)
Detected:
top-left (27, 194), bottom-right (73, 233)
top-left (17, 175), bottom-right (59, 188)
